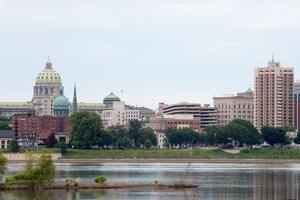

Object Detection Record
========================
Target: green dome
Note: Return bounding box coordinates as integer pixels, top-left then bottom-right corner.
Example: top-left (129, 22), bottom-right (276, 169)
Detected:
top-left (103, 92), bottom-right (121, 102)
top-left (53, 95), bottom-right (69, 108)
top-left (103, 92), bottom-right (121, 108)
top-left (35, 62), bottom-right (62, 84)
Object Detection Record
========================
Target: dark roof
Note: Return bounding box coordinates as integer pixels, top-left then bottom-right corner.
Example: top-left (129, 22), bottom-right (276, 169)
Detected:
top-left (0, 130), bottom-right (14, 138)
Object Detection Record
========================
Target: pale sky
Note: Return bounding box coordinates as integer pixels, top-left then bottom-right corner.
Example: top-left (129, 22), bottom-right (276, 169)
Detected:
top-left (1, 0), bottom-right (300, 109)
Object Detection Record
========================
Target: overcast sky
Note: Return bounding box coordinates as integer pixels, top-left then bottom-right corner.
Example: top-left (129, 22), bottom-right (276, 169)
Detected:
top-left (1, 0), bottom-right (300, 109)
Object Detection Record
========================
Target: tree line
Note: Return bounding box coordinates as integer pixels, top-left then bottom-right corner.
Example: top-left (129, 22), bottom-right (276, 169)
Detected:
top-left (165, 119), bottom-right (298, 148)
top-left (70, 111), bottom-right (157, 149)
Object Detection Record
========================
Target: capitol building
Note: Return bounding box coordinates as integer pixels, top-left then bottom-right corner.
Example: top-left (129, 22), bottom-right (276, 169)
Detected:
top-left (0, 59), bottom-right (154, 127)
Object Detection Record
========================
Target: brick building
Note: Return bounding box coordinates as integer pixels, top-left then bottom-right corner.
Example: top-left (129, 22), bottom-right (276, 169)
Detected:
top-left (12, 111), bottom-right (71, 147)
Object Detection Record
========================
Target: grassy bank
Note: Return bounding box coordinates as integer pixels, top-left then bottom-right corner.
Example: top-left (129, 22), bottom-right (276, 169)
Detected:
top-left (63, 148), bottom-right (300, 160)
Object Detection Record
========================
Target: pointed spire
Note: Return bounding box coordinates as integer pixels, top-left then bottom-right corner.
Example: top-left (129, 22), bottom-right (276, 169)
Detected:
top-left (272, 53), bottom-right (275, 63)
top-left (72, 82), bottom-right (78, 113)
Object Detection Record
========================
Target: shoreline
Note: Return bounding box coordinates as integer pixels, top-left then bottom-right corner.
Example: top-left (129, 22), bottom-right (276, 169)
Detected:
top-left (8, 158), bottom-right (300, 164)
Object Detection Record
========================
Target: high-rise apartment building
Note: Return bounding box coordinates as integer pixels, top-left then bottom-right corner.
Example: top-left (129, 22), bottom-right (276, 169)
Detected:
top-left (213, 89), bottom-right (254, 126)
top-left (254, 58), bottom-right (294, 130)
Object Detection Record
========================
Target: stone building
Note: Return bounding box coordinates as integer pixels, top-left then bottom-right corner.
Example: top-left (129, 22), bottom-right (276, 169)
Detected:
top-left (0, 130), bottom-right (13, 149)
top-left (32, 59), bottom-right (63, 116)
top-left (213, 89), bottom-right (254, 126)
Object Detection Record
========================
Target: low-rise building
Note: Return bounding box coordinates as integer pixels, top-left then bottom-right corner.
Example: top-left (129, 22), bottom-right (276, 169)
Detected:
top-left (102, 101), bottom-right (140, 128)
top-left (0, 130), bottom-right (14, 149)
top-left (213, 89), bottom-right (254, 126)
top-left (158, 102), bottom-right (217, 129)
top-left (12, 111), bottom-right (71, 147)
top-left (0, 102), bottom-right (33, 118)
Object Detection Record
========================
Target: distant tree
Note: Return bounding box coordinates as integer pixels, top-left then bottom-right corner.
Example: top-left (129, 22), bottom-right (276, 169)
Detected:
top-left (144, 139), bottom-right (152, 149)
top-left (70, 111), bottom-right (104, 149)
top-left (203, 126), bottom-right (219, 145)
top-left (282, 124), bottom-right (296, 132)
top-left (100, 130), bottom-right (113, 149)
top-left (0, 153), bottom-right (7, 175)
top-left (139, 128), bottom-right (157, 147)
top-left (8, 139), bottom-right (20, 153)
top-left (0, 116), bottom-right (11, 130)
top-left (294, 132), bottom-right (300, 144)
top-left (46, 133), bottom-right (57, 148)
top-left (261, 126), bottom-right (287, 147)
top-left (108, 126), bottom-right (132, 149)
top-left (128, 120), bottom-right (143, 147)
top-left (55, 141), bottom-right (67, 155)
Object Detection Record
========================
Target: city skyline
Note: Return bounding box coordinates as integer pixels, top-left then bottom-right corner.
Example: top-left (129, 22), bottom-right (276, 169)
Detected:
top-left (1, 1), bottom-right (300, 109)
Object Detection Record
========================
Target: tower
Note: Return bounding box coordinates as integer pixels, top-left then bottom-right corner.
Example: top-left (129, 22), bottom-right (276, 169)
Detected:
top-left (53, 87), bottom-right (70, 117)
top-left (72, 83), bottom-right (78, 113)
top-left (254, 57), bottom-right (294, 130)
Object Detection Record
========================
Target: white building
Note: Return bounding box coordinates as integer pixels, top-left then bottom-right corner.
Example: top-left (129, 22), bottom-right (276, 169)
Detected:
top-left (102, 101), bottom-right (140, 128)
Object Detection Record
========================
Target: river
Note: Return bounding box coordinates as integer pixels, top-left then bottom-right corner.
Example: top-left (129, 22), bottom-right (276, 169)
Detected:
top-left (0, 162), bottom-right (299, 200)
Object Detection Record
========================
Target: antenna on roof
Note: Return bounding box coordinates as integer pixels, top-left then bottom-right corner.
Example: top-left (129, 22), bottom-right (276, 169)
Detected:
top-left (271, 53), bottom-right (274, 63)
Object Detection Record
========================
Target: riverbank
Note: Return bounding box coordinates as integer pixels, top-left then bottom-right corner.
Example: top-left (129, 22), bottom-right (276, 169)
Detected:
top-left (63, 148), bottom-right (300, 160)
top-left (5, 148), bottom-right (300, 162)
top-left (0, 182), bottom-right (198, 191)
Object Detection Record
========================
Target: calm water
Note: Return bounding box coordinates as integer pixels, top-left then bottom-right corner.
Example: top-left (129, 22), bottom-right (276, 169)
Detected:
top-left (1, 162), bottom-right (300, 200)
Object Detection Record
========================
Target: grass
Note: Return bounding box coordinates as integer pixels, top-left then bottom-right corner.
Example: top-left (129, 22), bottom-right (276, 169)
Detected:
top-left (63, 148), bottom-right (300, 159)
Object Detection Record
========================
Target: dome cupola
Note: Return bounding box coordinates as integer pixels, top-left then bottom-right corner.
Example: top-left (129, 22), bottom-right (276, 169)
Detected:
top-left (103, 92), bottom-right (121, 108)
top-left (53, 87), bottom-right (70, 117)
top-left (35, 60), bottom-right (62, 85)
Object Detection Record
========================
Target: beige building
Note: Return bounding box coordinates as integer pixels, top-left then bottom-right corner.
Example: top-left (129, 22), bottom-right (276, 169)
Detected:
top-left (254, 58), bottom-right (294, 130)
top-left (102, 101), bottom-right (140, 128)
top-left (213, 89), bottom-right (254, 126)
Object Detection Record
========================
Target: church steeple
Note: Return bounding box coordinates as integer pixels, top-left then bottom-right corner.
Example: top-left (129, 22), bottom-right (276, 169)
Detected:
top-left (72, 83), bottom-right (78, 113)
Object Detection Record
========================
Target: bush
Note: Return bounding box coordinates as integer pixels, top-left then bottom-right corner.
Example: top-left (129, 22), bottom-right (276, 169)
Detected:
top-left (94, 176), bottom-right (107, 184)
top-left (8, 139), bottom-right (20, 153)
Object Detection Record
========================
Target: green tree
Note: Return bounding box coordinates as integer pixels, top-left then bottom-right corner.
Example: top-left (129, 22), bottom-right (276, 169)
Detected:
top-left (0, 116), bottom-right (11, 130)
top-left (282, 124), bottom-right (296, 132)
top-left (139, 127), bottom-right (157, 147)
top-left (261, 126), bottom-right (287, 147)
top-left (144, 139), bottom-right (152, 149)
top-left (108, 126), bottom-right (132, 149)
top-left (128, 120), bottom-right (143, 147)
top-left (70, 111), bottom-right (104, 149)
top-left (0, 153), bottom-right (7, 175)
top-left (8, 139), bottom-right (20, 153)
top-left (294, 133), bottom-right (300, 144)
top-left (55, 141), bottom-right (67, 155)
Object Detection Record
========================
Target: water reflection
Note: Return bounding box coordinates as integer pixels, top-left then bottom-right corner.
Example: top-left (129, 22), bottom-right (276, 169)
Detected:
top-left (1, 163), bottom-right (300, 200)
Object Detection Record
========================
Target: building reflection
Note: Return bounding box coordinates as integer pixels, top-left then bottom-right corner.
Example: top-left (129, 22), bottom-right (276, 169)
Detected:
top-left (254, 170), bottom-right (300, 200)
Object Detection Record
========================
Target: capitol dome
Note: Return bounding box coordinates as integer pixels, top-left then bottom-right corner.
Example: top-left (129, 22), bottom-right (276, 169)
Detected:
top-left (103, 92), bottom-right (121, 108)
top-left (35, 61), bottom-right (62, 84)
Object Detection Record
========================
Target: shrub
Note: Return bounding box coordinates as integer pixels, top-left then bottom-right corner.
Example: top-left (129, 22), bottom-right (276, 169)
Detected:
top-left (94, 176), bottom-right (107, 184)
top-left (8, 139), bottom-right (20, 153)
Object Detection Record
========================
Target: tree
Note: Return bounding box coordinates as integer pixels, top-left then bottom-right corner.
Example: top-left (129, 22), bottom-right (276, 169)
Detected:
top-left (70, 111), bottom-right (104, 149)
top-left (100, 130), bottom-right (113, 149)
top-left (8, 139), bottom-right (20, 153)
top-left (128, 120), bottom-right (143, 147)
top-left (261, 126), bottom-right (287, 147)
top-left (108, 126), bottom-right (132, 149)
top-left (46, 133), bottom-right (57, 148)
top-left (139, 128), bottom-right (157, 148)
top-left (282, 124), bottom-right (296, 132)
top-left (55, 141), bottom-right (67, 155)
top-left (0, 153), bottom-right (7, 175)
top-left (0, 116), bottom-right (11, 130)
top-left (144, 139), bottom-right (152, 149)
top-left (294, 132), bottom-right (300, 144)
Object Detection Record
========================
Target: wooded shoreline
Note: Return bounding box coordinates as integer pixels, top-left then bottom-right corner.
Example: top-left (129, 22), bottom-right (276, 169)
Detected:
top-left (0, 182), bottom-right (198, 191)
